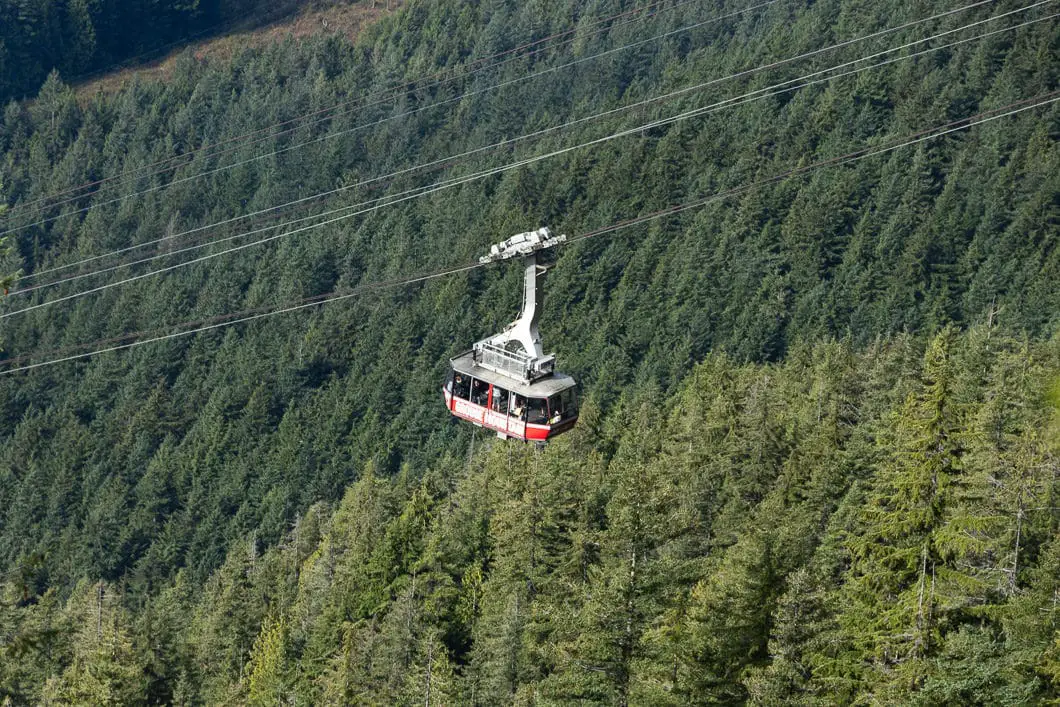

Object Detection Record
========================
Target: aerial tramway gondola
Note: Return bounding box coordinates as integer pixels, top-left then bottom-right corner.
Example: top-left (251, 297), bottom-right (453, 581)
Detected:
top-left (443, 228), bottom-right (578, 443)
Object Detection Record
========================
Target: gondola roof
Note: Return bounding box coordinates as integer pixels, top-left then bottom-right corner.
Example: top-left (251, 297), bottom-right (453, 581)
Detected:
top-left (450, 351), bottom-right (576, 398)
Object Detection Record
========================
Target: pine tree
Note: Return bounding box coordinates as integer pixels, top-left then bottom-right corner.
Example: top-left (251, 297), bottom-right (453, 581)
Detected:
top-left (465, 446), bottom-right (549, 703)
top-left (0, 580), bottom-right (65, 703)
top-left (1001, 496), bottom-right (1060, 699)
top-left (0, 179), bottom-right (20, 299)
top-left (45, 580), bottom-right (148, 705)
top-left (399, 627), bottom-right (457, 707)
top-left (935, 339), bottom-right (1055, 621)
top-left (245, 615), bottom-right (290, 705)
top-left (679, 531), bottom-right (778, 703)
top-left (744, 567), bottom-right (835, 705)
top-left (185, 538), bottom-right (266, 701)
top-left (839, 328), bottom-right (964, 696)
top-left (540, 399), bottom-right (678, 705)
top-left (60, 0), bottom-right (96, 75)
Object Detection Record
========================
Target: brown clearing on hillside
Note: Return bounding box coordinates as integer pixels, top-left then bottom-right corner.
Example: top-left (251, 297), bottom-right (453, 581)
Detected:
top-left (76, 0), bottom-right (403, 99)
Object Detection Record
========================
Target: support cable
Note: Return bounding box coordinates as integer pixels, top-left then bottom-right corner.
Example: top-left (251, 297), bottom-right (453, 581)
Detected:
top-left (2, 8), bottom-right (1052, 320)
top-left (0, 0), bottom-right (772, 235)
top-left (4, 0), bottom-right (709, 218)
top-left (12, 0), bottom-right (1040, 295)
top-left (0, 92), bottom-right (1053, 376)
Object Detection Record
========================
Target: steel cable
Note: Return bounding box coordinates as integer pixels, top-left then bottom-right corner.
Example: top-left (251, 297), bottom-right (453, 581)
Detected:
top-left (0, 0), bottom-right (740, 231)
top-left (13, 0), bottom-right (1023, 289)
top-left (1, 93), bottom-right (1053, 375)
top-left (4, 0), bottom-right (709, 218)
top-left (2, 5), bottom-right (1052, 319)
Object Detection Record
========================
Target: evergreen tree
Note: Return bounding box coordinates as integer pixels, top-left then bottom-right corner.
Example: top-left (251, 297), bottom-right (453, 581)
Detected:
top-left (839, 328), bottom-right (965, 697)
top-left (45, 580), bottom-right (148, 705)
top-left (245, 614), bottom-right (291, 705)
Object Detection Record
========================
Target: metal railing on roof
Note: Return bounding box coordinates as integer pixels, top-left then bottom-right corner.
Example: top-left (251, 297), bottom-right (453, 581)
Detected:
top-left (473, 340), bottom-right (555, 382)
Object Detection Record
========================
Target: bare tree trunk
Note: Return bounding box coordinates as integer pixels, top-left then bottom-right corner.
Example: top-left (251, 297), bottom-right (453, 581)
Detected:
top-left (97, 581), bottom-right (104, 645)
top-left (619, 546), bottom-right (637, 707)
top-left (914, 543), bottom-right (928, 658)
top-left (1010, 504), bottom-right (1023, 595)
top-left (424, 639), bottom-right (433, 707)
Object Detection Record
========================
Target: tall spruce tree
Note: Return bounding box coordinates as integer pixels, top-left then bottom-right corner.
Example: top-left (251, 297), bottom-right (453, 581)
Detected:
top-left (838, 327), bottom-right (964, 697)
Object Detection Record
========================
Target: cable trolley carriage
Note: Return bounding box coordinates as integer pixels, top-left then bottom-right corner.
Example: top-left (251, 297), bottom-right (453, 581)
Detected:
top-left (443, 228), bottom-right (578, 442)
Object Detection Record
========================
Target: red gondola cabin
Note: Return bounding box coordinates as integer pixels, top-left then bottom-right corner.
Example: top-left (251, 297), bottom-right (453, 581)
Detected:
top-left (444, 351), bottom-right (578, 442)
top-left (442, 227), bottom-right (578, 443)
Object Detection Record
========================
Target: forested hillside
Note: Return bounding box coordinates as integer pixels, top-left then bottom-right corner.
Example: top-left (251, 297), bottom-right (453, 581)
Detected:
top-left (0, 0), bottom-right (1057, 702)
top-left (0, 0), bottom-right (322, 103)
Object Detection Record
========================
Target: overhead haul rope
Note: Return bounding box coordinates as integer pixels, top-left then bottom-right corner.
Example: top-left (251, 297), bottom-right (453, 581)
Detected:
top-left (0, 92), bottom-right (1054, 376)
top-left (12, 0), bottom-right (1034, 292)
top-left (5, 0), bottom-right (710, 219)
top-left (13, 1), bottom-right (998, 295)
top-left (14, 0), bottom-right (1024, 241)
top-left (3, 6), bottom-right (1052, 319)
top-left (0, 0), bottom-right (773, 235)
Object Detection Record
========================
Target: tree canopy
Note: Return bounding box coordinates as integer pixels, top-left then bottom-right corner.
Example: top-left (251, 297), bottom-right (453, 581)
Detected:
top-left (0, 0), bottom-right (1056, 701)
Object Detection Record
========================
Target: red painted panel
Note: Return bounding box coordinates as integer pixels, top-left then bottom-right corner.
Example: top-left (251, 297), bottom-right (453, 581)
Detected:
top-left (525, 424), bottom-right (550, 441)
top-left (446, 389), bottom-right (579, 443)
top-left (484, 410), bottom-right (509, 430)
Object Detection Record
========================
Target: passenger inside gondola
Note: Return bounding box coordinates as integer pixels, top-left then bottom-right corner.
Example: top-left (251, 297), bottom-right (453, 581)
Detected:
top-left (492, 386), bottom-right (509, 413)
top-left (510, 394), bottom-right (526, 420)
top-left (471, 378), bottom-right (490, 406)
top-left (452, 373), bottom-right (470, 400)
top-left (548, 388), bottom-right (577, 422)
top-left (527, 398), bottom-right (548, 424)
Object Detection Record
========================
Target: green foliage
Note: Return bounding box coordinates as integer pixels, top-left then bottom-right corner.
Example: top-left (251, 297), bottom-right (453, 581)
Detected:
top-left (0, 179), bottom-right (19, 298)
top-left (0, 0), bottom-right (1056, 701)
top-left (0, 0), bottom-right (317, 103)
top-left (0, 330), bottom-right (1055, 702)
top-left (41, 580), bottom-right (148, 705)
top-left (838, 328), bottom-right (965, 695)
top-left (245, 614), bottom-right (290, 705)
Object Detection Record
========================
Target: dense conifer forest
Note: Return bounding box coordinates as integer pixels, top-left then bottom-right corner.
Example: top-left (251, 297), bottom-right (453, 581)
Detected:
top-left (0, 0), bottom-right (319, 102)
top-left (0, 0), bottom-right (1057, 702)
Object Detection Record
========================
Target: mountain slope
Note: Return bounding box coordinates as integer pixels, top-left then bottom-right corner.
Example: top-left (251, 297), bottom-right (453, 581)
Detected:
top-left (2, 329), bottom-right (1057, 703)
top-left (0, 0), bottom-right (1057, 701)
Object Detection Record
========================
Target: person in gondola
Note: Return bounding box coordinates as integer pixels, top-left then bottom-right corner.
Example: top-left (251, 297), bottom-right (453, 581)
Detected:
top-left (451, 373), bottom-right (470, 400)
top-left (492, 387), bottom-right (508, 413)
top-left (511, 394), bottom-right (526, 420)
